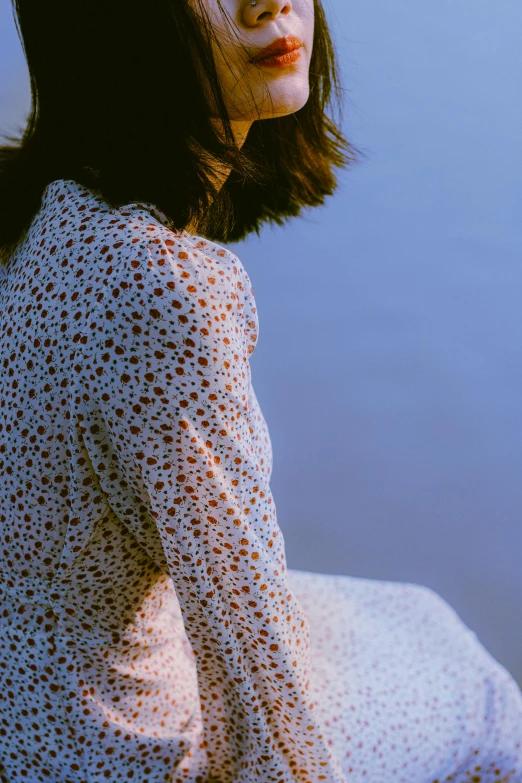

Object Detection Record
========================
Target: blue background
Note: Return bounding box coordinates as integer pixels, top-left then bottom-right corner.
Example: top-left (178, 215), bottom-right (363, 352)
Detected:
top-left (1, 0), bottom-right (520, 685)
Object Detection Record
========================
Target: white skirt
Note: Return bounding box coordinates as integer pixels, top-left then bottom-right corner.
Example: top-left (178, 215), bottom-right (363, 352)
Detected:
top-left (286, 568), bottom-right (522, 783)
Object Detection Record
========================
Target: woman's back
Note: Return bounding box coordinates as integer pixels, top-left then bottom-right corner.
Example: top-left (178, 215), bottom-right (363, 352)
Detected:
top-left (0, 178), bottom-right (216, 779)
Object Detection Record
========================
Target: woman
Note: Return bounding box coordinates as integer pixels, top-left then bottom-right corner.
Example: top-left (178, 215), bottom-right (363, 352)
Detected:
top-left (0, 1), bottom-right (520, 781)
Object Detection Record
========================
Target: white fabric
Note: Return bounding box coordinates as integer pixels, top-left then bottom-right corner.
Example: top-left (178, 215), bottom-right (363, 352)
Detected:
top-left (0, 178), bottom-right (520, 783)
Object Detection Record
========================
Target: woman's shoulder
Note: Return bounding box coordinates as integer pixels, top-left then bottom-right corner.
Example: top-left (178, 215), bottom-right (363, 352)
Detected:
top-left (39, 178), bottom-right (259, 355)
top-left (42, 179), bottom-right (243, 267)
top-left (36, 179), bottom-right (241, 285)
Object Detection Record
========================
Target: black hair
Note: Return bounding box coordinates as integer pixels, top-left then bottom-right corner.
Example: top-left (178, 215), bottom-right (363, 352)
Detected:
top-left (0, 0), bottom-right (363, 261)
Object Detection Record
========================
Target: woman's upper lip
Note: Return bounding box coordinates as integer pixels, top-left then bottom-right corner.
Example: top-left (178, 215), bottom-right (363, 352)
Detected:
top-left (249, 35), bottom-right (302, 63)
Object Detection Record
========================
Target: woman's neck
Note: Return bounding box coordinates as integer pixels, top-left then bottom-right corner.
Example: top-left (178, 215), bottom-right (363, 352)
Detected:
top-left (207, 118), bottom-right (253, 193)
top-left (185, 119), bottom-right (252, 234)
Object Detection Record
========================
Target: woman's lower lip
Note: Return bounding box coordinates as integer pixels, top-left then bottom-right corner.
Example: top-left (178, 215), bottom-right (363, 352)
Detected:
top-left (251, 48), bottom-right (302, 68)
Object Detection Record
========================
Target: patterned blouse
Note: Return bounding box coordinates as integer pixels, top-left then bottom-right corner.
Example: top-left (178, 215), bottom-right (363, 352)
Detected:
top-left (0, 178), bottom-right (521, 783)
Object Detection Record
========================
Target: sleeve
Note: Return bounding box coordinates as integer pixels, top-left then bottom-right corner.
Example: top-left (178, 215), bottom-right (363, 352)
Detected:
top-left (73, 225), bottom-right (347, 783)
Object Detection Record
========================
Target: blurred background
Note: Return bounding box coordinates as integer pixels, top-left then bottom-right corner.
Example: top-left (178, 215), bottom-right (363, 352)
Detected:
top-left (1, 0), bottom-right (520, 685)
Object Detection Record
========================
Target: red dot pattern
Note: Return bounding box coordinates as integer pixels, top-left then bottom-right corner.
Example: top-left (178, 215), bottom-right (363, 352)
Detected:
top-left (0, 178), bottom-right (520, 783)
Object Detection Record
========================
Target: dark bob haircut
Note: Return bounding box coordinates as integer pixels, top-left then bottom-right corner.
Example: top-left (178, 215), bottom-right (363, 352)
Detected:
top-left (0, 0), bottom-right (362, 259)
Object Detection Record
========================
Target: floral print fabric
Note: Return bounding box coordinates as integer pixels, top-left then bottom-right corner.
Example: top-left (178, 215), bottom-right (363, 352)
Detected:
top-left (0, 178), bottom-right (520, 783)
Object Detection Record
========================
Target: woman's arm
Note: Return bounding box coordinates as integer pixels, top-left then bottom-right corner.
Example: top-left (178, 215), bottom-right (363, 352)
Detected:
top-left (73, 221), bottom-right (346, 783)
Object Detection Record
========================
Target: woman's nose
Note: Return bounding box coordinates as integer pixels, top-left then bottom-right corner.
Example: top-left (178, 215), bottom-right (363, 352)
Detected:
top-left (243, 0), bottom-right (292, 25)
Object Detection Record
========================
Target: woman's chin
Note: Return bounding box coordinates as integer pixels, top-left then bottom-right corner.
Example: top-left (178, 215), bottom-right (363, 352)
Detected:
top-left (241, 88), bottom-right (310, 121)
